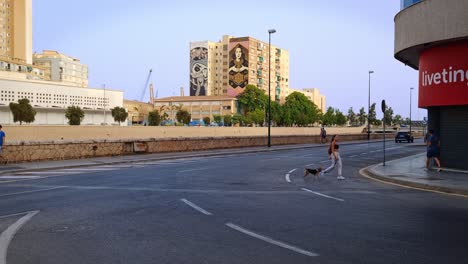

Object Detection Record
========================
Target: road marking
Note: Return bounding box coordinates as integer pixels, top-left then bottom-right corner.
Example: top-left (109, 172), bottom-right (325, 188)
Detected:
top-left (360, 153), bottom-right (367, 155)
top-left (61, 168), bottom-right (117, 171)
top-left (0, 187), bottom-right (65, 198)
top-left (0, 176), bottom-right (40, 179)
top-left (285, 169), bottom-right (297, 183)
top-left (349, 155), bottom-right (357, 158)
top-left (0, 210), bottom-right (39, 264)
top-left (370, 150), bottom-right (380, 153)
top-left (301, 188), bottom-right (344, 202)
top-left (225, 223), bottom-right (318, 257)
top-left (13, 171), bottom-right (71, 175)
top-left (180, 198), bottom-right (212, 215)
top-left (319, 160), bottom-right (329, 163)
top-left (178, 167), bottom-right (210, 173)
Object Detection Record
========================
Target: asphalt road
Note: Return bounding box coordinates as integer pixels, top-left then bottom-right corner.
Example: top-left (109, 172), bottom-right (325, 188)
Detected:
top-left (1, 140), bottom-right (467, 264)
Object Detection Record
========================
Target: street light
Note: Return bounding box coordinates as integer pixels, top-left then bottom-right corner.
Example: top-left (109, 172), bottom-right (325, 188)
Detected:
top-left (367, 70), bottom-right (374, 140)
top-left (268, 29), bottom-right (276, 148)
top-left (410, 87), bottom-right (414, 136)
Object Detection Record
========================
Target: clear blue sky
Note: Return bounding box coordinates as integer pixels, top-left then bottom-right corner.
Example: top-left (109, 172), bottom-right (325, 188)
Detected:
top-left (33, 0), bottom-right (425, 119)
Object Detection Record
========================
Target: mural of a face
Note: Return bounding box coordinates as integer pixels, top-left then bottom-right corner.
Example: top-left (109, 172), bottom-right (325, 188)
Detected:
top-left (190, 46), bottom-right (208, 96)
top-left (228, 44), bottom-right (249, 90)
top-left (190, 62), bottom-right (208, 96)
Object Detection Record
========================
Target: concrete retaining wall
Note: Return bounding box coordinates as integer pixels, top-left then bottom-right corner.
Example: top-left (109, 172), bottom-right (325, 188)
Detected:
top-left (2, 133), bottom-right (393, 163)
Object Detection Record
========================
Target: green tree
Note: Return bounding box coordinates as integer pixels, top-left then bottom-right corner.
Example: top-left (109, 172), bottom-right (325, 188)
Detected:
top-left (9, 98), bottom-right (36, 125)
top-left (368, 103), bottom-right (377, 125)
top-left (65, 106), bottom-right (84, 125)
top-left (148, 110), bottom-right (162, 126)
top-left (237, 85), bottom-right (268, 115)
top-left (270, 101), bottom-right (283, 126)
top-left (357, 107), bottom-right (367, 126)
top-left (176, 109), bottom-right (191, 125)
top-left (335, 109), bottom-right (347, 126)
top-left (384, 106), bottom-right (394, 126)
top-left (232, 114), bottom-right (242, 126)
top-left (393, 114), bottom-right (403, 125)
top-left (247, 108), bottom-right (265, 126)
top-left (223, 115), bottom-right (232, 126)
top-left (213, 114), bottom-right (223, 125)
top-left (203, 116), bottom-right (211, 125)
top-left (283, 92), bottom-right (320, 126)
top-left (321, 107), bottom-right (336, 126)
top-left (347, 107), bottom-right (357, 126)
top-left (111, 106), bottom-right (128, 125)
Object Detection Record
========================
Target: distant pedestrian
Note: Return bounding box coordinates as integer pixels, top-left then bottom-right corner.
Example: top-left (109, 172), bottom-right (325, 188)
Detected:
top-left (320, 135), bottom-right (344, 180)
top-left (426, 129), bottom-right (441, 172)
top-left (320, 127), bottom-right (327, 144)
top-left (0, 125), bottom-right (6, 165)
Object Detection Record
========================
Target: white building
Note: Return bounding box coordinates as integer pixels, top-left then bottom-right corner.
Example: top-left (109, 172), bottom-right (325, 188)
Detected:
top-left (33, 50), bottom-right (89, 87)
top-left (0, 78), bottom-right (124, 125)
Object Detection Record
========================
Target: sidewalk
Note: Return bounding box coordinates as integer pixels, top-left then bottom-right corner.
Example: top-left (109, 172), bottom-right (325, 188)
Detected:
top-left (0, 139), bottom-right (386, 176)
top-left (362, 153), bottom-right (468, 196)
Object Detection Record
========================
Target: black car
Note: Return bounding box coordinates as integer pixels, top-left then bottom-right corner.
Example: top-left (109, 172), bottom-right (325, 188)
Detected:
top-left (395, 131), bottom-right (414, 143)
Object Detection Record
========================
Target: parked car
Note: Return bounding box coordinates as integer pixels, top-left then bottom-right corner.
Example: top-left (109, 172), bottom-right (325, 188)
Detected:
top-left (395, 131), bottom-right (414, 143)
top-left (189, 120), bottom-right (205, 126)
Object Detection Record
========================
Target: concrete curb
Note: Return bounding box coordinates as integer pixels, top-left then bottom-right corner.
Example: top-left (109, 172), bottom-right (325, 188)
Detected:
top-left (0, 139), bottom-right (385, 176)
top-left (360, 165), bottom-right (468, 198)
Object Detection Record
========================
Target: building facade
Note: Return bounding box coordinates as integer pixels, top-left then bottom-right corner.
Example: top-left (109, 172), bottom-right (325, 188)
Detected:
top-left (394, 0), bottom-right (468, 169)
top-left (190, 35), bottom-right (290, 102)
top-left (123, 99), bottom-right (154, 125)
top-left (0, 78), bottom-right (124, 125)
top-left (0, 0), bottom-right (45, 81)
top-left (154, 96), bottom-right (237, 122)
top-left (33, 50), bottom-right (89, 87)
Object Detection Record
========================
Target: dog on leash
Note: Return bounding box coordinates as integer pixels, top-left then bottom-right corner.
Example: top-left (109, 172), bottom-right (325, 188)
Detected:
top-left (303, 167), bottom-right (323, 180)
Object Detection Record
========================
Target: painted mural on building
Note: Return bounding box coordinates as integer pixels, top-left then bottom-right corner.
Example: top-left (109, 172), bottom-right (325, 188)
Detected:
top-left (228, 42), bottom-right (249, 96)
top-left (190, 43), bottom-right (208, 96)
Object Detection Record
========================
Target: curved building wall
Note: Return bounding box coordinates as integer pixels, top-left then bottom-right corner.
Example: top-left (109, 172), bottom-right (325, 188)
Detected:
top-left (394, 0), bottom-right (468, 69)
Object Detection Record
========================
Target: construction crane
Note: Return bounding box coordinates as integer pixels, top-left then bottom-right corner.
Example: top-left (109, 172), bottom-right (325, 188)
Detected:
top-left (139, 69), bottom-right (153, 103)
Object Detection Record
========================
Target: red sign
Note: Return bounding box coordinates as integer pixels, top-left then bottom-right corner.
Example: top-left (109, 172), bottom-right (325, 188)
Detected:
top-left (419, 41), bottom-right (468, 108)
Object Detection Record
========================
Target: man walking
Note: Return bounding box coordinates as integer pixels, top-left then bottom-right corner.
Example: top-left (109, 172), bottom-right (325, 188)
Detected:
top-left (0, 125), bottom-right (6, 165)
top-left (320, 127), bottom-right (327, 144)
top-left (426, 129), bottom-right (441, 172)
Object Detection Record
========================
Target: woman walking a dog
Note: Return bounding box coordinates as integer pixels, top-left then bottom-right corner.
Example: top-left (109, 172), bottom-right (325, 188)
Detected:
top-left (321, 135), bottom-right (344, 180)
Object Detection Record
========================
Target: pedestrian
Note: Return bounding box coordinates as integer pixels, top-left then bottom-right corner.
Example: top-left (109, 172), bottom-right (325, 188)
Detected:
top-left (320, 135), bottom-right (344, 180)
top-left (426, 129), bottom-right (441, 172)
top-left (320, 127), bottom-right (327, 144)
top-left (0, 125), bottom-right (6, 165)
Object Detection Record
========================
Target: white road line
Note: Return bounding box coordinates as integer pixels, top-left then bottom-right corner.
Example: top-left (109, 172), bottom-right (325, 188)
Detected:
top-left (349, 155), bottom-right (357, 158)
top-left (285, 174), bottom-right (291, 183)
top-left (385, 147), bottom-right (401, 150)
top-left (360, 153), bottom-right (367, 155)
top-left (61, 168), bottom-right (118, 171)
top-left (320, 160), bottom-right (329, 163)
top-left (13, 171), bottom-right (71, 175)
top-left (0, 176), bottom-right (40, 179)
top-left (370, 150), bottom-right (380, 153)
top-left (0, 187), bottom-right (65, 198)
top-left (180, 198), bottom-right (212, 216)
top-left (301, 188), bottom-right (345, 202)
top-left (178, 168), bottom-right (210, 173)
top-left (288, 169), bottom-right (297, 174)
top-left (0, 211), bottom-right (35, 220)
top-left (0, 210), bottom-right (39, 264)
top-left (225, 223), bottom-right (318, 257)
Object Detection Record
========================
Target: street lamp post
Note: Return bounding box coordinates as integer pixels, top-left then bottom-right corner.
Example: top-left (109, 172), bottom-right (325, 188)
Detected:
top-left (368, 70), bottom-right (374, 140)
top-left (268, 29), bottom-right (276, 148)
top-left (410, 87), bottom-right (414, 136)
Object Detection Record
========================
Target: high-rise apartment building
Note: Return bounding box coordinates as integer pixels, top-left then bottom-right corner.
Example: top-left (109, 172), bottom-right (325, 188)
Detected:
top-left (33, 50), bottom-right (89, 87)
top-left (190, 35), bottom-right (290, 102)
top-left (0, 0), bottom-right (32, 64)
